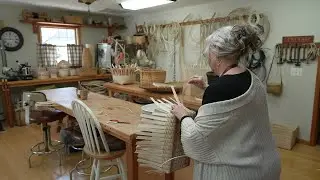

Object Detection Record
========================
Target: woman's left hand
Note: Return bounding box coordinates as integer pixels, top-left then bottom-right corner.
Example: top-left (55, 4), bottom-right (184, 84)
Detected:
top-left (171, 104), bottom-right (189, 121)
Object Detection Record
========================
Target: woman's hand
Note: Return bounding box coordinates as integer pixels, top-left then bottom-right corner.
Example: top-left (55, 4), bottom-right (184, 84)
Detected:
top-left (171, 104), bottom-right (193, 121)
top-left (188, 76), bottom-right (207, 89)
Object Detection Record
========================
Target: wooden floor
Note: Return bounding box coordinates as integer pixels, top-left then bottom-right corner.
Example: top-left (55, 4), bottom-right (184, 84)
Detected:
top-left (0, 125), bottom-right (320, 180)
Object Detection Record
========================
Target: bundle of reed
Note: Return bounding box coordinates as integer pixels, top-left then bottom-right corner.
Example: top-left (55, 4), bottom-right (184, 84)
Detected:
top-left (136, 94), bottom-right (190, 173)
top-left (111, 64), bottom-right (137, 85)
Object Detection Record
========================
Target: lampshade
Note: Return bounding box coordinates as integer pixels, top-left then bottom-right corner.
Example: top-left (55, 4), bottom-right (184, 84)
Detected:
top-left (78, 0), bottom-right (96, 5)
top-left (119, 0), bottom-right (176, 10)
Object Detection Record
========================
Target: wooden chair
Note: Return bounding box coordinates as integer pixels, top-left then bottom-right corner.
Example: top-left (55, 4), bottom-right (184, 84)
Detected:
top-left (71, 99), bottom-right (127, 180)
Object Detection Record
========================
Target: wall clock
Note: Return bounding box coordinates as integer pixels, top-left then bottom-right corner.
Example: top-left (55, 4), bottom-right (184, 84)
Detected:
top-left (0, 27), bottom-right (24, 51)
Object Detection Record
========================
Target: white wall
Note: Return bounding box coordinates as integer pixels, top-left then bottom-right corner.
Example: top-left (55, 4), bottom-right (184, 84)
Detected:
top-left (124, 0), bottom-right (320, 141)
top-left (0, 4), bottom-right (118, 69)
top-left (0, 4), bottom-right (124, 120)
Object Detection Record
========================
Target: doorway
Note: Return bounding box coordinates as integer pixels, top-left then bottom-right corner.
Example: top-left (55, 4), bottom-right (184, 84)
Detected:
top-left (311, 56), bottom-right (320, 146)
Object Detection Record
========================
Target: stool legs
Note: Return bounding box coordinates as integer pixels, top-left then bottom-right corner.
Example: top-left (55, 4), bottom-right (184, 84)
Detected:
top-left (28, 123), bottom-right (64, 168)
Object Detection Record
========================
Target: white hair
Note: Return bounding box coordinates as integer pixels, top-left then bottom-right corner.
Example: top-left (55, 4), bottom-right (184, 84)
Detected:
top-left (204, 24), bottom-right (262, 59)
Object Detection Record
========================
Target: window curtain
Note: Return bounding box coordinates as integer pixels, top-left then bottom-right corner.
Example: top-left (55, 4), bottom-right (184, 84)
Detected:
top-left (67, 44), bottom-right (83, 67)
top-left (36, 44), bottom-right (58, 67)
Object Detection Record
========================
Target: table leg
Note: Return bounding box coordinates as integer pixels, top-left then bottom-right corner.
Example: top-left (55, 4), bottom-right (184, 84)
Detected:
top-left (108, 90), bottom-right (113, 97)
top-left (128, 95), bottom-right (133, 102)
top-left (126, 139), bottom-right (138, 180)
top-left (2, 80), bottom-right (14, 127)
top-left (7, 87), bottom-right (15, 127)
top-left (165, 173), bottom-right (174, 180)
top-left (1, 82), bottom-right (8, 126)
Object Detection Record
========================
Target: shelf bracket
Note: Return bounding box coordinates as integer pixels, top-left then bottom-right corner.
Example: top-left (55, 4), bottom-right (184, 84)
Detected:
top-left (32, 23), bottom-right (39, 34)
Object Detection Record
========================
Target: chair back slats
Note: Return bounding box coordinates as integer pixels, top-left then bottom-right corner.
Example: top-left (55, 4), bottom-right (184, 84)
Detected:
top-left (23, 92), bottom-right (47, 110)
top-left (72, 99), bottom-right (110, 155)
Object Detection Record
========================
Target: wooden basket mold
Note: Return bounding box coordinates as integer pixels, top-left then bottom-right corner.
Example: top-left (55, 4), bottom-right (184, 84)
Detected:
top-left (139, 69), bottom-right (166, 88)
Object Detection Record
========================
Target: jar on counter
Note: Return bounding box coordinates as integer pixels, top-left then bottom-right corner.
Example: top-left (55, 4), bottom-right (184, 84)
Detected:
top-left (48, 67), bottom-right (58, 78)
top-left (70, 68), bottom-right (77, 76)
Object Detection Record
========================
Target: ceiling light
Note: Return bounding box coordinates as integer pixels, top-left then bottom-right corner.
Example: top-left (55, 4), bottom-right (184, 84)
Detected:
top-left (119, 0), bottom-right (176, 10)
top-left (78, 0), bottom-right (96, 5)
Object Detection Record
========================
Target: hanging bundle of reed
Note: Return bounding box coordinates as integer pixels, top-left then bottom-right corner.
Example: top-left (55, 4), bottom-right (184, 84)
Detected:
top-left (136, 94), bottom-right (190, 174)
top-left (110, 64), bottom-right (137, 85)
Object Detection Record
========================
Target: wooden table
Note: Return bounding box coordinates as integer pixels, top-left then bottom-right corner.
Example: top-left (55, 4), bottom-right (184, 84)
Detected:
top-left (38, 87), bottom-right (140, 180)
top-left (104, 83), bottom-right (202, 110)
top-left (1, 74), bottom-right (111, 127)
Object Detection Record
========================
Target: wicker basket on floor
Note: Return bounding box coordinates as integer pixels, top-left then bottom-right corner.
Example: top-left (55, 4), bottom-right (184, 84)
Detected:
top-left (271, 123), bottom-right (299, 150)
top-left (139, 69), bottom-right (166, 88)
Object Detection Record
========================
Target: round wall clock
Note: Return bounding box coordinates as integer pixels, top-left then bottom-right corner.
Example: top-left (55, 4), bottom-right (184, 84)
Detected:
top-left (0, 27), bottom-right (24, 51)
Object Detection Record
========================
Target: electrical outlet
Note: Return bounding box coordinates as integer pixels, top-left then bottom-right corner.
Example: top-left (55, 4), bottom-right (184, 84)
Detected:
top-left (296, 68), bottom-right (303, 76)
top-left (291, 67), bottom-right (303, 76)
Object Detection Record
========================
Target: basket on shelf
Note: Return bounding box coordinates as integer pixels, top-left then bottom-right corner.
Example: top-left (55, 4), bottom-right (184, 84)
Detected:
top-left (79, 68), bottom-right (98, 76)
top-left (63, 15), bottom-right (83, 24)
top-left (271, 123), bottom-right (298, 150)
top-left (22, 10), bottom-right (48, 21)
top-left (139, 69), bottom-right (166, 87)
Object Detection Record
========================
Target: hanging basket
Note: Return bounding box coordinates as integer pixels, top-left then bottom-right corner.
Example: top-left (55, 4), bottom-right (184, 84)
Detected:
top-left (267, 82), bottom-right (283, 96)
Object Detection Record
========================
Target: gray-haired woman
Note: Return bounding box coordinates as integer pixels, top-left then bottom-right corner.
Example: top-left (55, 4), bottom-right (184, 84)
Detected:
top-left (171, 25), bottom-right (281, 180)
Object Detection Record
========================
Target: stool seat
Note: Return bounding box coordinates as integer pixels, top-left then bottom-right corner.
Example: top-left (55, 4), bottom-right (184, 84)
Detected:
top-left (30, 110), bottom-right (66, 123)
top-left (83, 146), bottom-right (125, 160)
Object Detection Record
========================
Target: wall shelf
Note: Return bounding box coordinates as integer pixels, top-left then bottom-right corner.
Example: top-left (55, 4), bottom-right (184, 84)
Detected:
top-left (19, 20), bottom-right (126, 35)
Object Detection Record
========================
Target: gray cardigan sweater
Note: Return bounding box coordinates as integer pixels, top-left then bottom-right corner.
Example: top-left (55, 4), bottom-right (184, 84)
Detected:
top-left (181, 72), bottom-right (281, 179)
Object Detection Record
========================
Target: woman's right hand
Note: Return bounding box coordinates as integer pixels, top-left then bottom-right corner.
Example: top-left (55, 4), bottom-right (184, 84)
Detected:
top-left (188, 76), bottom-right (206, 89)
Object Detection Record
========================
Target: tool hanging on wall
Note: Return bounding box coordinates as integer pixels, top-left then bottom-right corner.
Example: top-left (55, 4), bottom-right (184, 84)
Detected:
top-left (276, 44), bottom-right (284, 65)
top-left (295, 44), bottom-right (301, 67)
top-left (276, 42), bottom-right (318, 66)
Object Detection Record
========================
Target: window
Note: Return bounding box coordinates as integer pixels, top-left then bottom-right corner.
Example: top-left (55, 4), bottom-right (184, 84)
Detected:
top-left (39, 26), bottom-right (80, 62)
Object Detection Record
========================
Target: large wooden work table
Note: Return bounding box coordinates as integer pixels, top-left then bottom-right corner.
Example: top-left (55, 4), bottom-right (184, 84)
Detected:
top-left (1, 74), bottom-right (111, 127)
top-left (38, 87), bottom-right (177, 180)
top-left (104, 82), bottom-right (202, 110)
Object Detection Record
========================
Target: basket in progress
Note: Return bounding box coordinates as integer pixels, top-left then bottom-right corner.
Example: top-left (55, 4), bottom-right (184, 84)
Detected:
top-left (136, 102), bottom-right (189, 174)
top-left (139, 69), bottom-right (166, 88)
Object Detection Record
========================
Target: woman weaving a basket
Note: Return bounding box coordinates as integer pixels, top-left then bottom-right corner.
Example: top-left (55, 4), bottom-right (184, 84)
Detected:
top-left (171, 25), bottom-right (281, 180)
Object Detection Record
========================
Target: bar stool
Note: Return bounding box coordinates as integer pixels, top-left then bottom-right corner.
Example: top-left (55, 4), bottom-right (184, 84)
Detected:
top-left (24, 92), bottom-right (67, 168)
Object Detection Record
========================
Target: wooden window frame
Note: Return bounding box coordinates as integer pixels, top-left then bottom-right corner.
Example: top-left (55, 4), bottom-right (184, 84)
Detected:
top-left (37, 24), bottom-right (81, 45)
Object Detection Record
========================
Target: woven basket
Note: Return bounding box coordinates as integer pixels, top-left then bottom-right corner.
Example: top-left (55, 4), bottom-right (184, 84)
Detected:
top-left (267, 83), bottom-right (282, 96)
top-left (112, 75), bottom-right (135, 85)
top-left (63, 16), bottom-right (83, 24)
top-left (79, 68), bottom-right (97, 76)
top-left (136, 104), bottom-right (190, 173)
top-left (271, 123), bottom-right (298, 150)
top-left (139, 69), bottom-right (166, 88)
